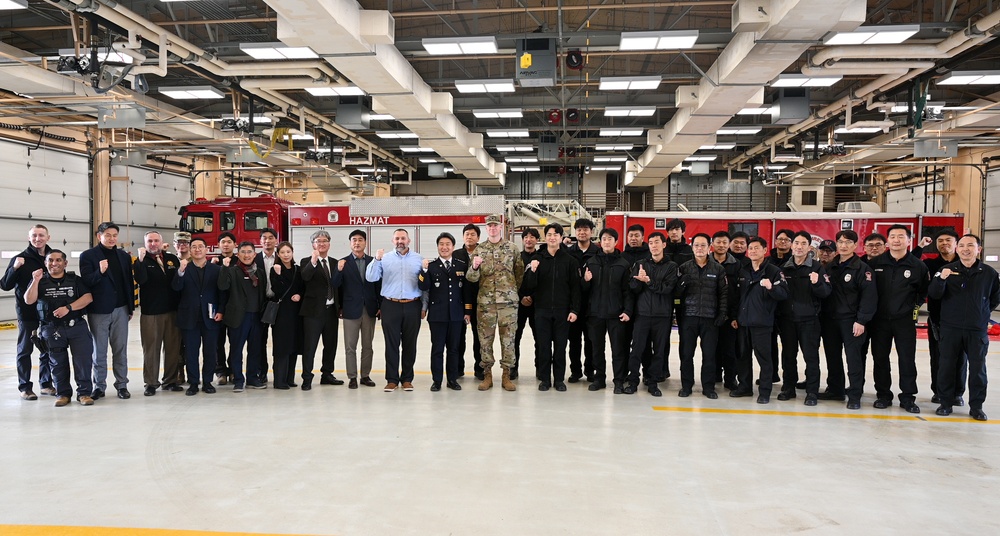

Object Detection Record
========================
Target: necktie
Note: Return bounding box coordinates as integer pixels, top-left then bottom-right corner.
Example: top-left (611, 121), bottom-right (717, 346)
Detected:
top-left (321, 258), bottom-right (333, 300)
top-left (444, 260), bottom-right (451, 271)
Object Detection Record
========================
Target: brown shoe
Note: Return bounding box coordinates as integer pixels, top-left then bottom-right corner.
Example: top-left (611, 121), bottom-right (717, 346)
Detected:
top-left (54, 396), bottom-right (71, 407)
top-left (78, 396), bottom-right (95, 406)
top-left (20, 390), bottom-right (38, 401)
top-left (402, 382), bottom-right (414, 391)
top-left (384, 383), bottom-right (397, 392)
top-left (478, 369), bottom-right (494, 391)
top-left (501, 367), bottom-right (516, 392)
top-left (39, 387), bottom-right (56, 396)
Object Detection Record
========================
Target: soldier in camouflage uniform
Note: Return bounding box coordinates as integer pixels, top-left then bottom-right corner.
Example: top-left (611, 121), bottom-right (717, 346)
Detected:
top-left (466, 214), bottom-right (524, 391)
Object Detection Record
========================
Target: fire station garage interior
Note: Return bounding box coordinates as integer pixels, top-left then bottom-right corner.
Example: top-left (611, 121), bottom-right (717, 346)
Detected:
top-left (2, 0), bottom-right (1000, 534)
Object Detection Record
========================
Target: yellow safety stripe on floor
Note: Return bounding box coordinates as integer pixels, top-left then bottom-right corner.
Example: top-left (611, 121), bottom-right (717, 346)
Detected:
top-left (0, 526), bottom-right (328, 536)
top-left (652, 405), bottom-right (997, 424)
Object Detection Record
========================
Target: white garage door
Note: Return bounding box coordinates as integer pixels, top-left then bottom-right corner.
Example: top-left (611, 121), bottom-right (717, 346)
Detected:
top-left (110, 166), bottom-right (191, 251)
top-left (983, 168), bottom-right (1000, 272)
top-left (0, 139), bottom-right (92, 321)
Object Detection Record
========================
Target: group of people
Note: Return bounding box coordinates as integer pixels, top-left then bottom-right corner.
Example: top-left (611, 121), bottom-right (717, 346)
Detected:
top-left (3, 216), bottom-right (996, 421)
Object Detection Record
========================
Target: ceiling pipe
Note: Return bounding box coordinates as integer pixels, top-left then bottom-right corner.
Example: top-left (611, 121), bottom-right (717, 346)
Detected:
top-left (801, 62), bottom-right (934, 76)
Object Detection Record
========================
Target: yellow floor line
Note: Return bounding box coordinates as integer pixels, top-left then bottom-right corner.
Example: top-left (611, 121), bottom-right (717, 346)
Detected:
top-left (0, 526), bottom-right (328, 536)
top-left (652, 405), bottom-right (997, 424)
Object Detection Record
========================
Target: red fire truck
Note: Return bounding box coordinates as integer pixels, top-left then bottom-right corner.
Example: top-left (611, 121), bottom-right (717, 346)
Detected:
top-left (179, 194), bottom-right (297, 251)
top-left (604, 211), bottom-right (965, 255)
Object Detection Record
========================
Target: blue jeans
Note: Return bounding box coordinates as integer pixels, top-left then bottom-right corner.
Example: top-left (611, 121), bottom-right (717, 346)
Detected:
top-left (228, 312), bottom-right (263, 387)
top-left (16, 318), bottom-right (51, 392)
top-left (89, 305), bottom-right (130, 391)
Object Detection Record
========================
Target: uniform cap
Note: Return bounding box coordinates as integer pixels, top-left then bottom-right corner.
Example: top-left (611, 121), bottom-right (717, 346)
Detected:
top-left (818, 239), bottom-right (835, 251)
top-left (485, 214), bottom-right (503, 225)
top-left (173, 231), bottom-right (192, 242)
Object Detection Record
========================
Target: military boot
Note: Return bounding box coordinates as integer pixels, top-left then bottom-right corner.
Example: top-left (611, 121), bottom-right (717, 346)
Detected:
top-left (501, 366), bottom-right (516, 391)
top-left (478, 368), bottom-right (493, 391)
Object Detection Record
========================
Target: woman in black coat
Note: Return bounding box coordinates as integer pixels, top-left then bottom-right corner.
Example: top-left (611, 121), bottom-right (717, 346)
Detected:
top-left (269, 242), bottom-right (304, 389)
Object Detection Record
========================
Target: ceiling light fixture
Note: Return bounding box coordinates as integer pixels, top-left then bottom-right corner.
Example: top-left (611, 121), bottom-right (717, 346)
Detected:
top-left (834, 126), bottom-right (883, 134)
top-left (495, 145), bottom-right (534, 152)
top-left (823, 24), bottom-right (920, 45)
top-left (754, 164), bottom-right (788, 170)
top-left (684, 155), bottom-right (718, 162)
top-left (376, 131), bottom-right (419, 139)
top-left (455, 79), bottom-right (516, 93)
top-left (505, 156), bottom-right (538, 163)
top-left (594, 156), bottom-right (628, 162)
top-left (486, 129), bottom-right (530, 138)
top-left (0, 0), bottom-right (29, 7)
top-left (239, 42), bottom-right (319, 60)
top-left (369, 113), bottom-right (396, 121)
top-left (422, 36), bottom-right (499, 55)
top-left (419, 158), bottom-right (438, 163)
top-left (619, 30), bottom-right (699, 50)
top-left (509, 166), bottom-right (541, 172)
top-left (399, 146), bottom-right (435, 153)
top-left (604, 106), bottom-right (657, 117)
top-left (473, 108), bottom-right (524, 119)
top-left (737, 107), bottom-right (773, 115)
top-left (716, 127), bottom-right (762, 135)
top-left (158, 86), bottom-right (225, 99)
top-left (699, 144), bottom-right (736, 150)
top-left (590, 166), bottom-right (624, 171)
top-left (936, 71), bottom-right (1000, 85)
top-left (598, 76), bottom-right (662, 91)
top-left (770, 74), bottom-right (842, 87)
top-left (598, 128), bottom-right (645, 137)
top-left (304, 86), bottom-right (365, 96)
top-left (595, 144), bottom-right (634, 151)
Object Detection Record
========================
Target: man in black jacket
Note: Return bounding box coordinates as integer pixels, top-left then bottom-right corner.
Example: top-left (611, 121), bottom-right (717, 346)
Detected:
top-left (923, 229), bottom-right (965, 404)
top-left (581, 228), bottom-right (634, 392)
top-left (777, 231), bottom-right (831, 405)
top-left (711, 231), bottom-right (743, 391)
top-left (732, 237), bottom-right (788, 404)
top-left (820, 230), bottom-right (877, 410)
top-left (133, 231), bottom-right (183, 396)
top-left (298, 230), bottom-right (344, 390)
top-left (522, 223), bottom-right (581, 392)
top-left (172, 238), bottom-right (226, 396)
top-left (676, 233), bottom-right (728, 399)
top-left (419, 232), bottom-right (467, 391)
top-left (567, 218), bottom-right (599, 383)
top-left (626, 232), bottom-right (678, 397)
top-left (621, 224), bottom-right (653, 384)
top-left (212, 231), bottom-right (237, 385)
top-left (868, 224), bottom-right (929, 413)
top-left (1, 224), bottom-right (53, 400)
top-left (454, 223), bottom-right (482, 379)
top-left (928, 234), bottom-right (1000, 421)
top-left (664, 219), bottom-right (693, 381)
top-left (514, 228), bottom-right (540, 381)
top-left (218, 242), bottom-right (268, 391)
top-left (340, 229), bottom-right (381, 389)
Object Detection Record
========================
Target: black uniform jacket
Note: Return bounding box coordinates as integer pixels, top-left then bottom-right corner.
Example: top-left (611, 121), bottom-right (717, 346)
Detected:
top-left (735, 261), bottom-right (788, 328)
top-left (582, 249), bottom-right (634, 319)
top-left (1, 243), bottom-right (51, 321)
top-left (629, 255), bottom-right (678, 318)
top-left (677, 258), bottom-right (728, 322)
top-left (928, 259), bottom-right (1000, 331)
top-left (419, 257), bottom-right (468, 322)
top-left (869, 251), bottom-right (929, 321)
top-left (823, 254), bottom-right (877, 324)
top-left (522, 247), bottom-right (581, 314)
top-left (778, 257), bottom-right (832, 321)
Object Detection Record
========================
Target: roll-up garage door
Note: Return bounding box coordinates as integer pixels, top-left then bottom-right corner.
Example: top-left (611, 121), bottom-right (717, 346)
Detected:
top-left (0, 139), bottom-right (91, 321)
top-left (983, 168), bottom-right (1000, 272)
top-left (110, 166), bottom-right (191, 251)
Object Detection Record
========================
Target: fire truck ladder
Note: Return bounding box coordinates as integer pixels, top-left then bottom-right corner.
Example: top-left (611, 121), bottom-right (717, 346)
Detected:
top-left (507, 200), bottom-right (598, 229)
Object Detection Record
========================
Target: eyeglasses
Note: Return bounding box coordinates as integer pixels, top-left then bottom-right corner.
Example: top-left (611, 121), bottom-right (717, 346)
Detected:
top-left (312, 239), bottom-right (330, 243)
top-left (776, 237), bottom-right (791, 242)
top-left (836, 239), bottom-right (855, 245)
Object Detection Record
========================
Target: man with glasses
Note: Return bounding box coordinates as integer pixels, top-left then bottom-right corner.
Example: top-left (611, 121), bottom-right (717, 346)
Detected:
top-left (860, 233), bottom-right (886, 262)
top-left (218, 241), bottom-right (268, 391)
top-left (676, 233), bottom-right (728, 399)
top-left (923, 229), bottom-right (965, 404)
top-left (299, 231), bottom-right (344, 390)
top-left (173, 238), bottom-right (225, 395)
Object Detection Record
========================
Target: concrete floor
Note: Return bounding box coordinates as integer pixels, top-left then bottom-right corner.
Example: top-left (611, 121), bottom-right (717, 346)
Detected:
top-left (1, 315), bottom-right (998, 536)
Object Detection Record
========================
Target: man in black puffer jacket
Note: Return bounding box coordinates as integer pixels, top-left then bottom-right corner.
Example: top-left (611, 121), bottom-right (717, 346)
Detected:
top-left (582, 228), bottom-right (634, 393)
top-left (676, 233), bottom-right (728, 399)
top-left (626, 232), bottom-right (678, 397)
top-left (711, 231), bottom-right (744, 391)
top-left (733, 237), bottom-right (788, 404)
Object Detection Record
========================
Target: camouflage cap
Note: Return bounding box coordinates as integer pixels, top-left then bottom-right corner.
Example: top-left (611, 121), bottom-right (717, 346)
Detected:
top-left (173, 231), bottom-right (192, 242)
top-left (485, 214), bottom-right (503, 225)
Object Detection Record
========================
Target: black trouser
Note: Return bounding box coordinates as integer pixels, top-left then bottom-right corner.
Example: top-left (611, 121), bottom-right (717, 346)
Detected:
top-left (628, 315), bottom-right (669, 386)
top-left (777, 316), bottom-right (821, 395)
top-left (870, 316), bottom-right (919, 404)
top-left (770, 326), bottom-right (781, 383)
top-left (514, 303), bottom-right (536, 376)
top-left (41, 321), bottom-right (93, 399)
top-left (586, 316), bottom-right (626, 383)
top-left (679, 316), bottom-right (717, 392)
top-left (259, 323), bottom-right (270, 381)
top-left (824, 318), bottom-right (868, 401)
top-left (928, 319), bottom-right (967, 398)
top-left (214, 324), bottom-right (230, 377)
top-left (820, 318), bottom-right (846, 396)
top-left (776, 315), bottom-right (800, 390)
top-left (429, 319), bottom-right (464, 384)
top-left (938, 327), bottom-right (988, 409)
top-left (568, 315), bottom-right (594, 378)
top-left (737, 325), bottom-right (774, 396)
top-left (183, 319), bottom-right (219, 388)
top-left (715, 322), bottom-right (738, 385)
top-left (271, 352), bottom-right (297, 389)
top-left (16, 318), bottom-right (51, 393)
top-left (460, 310), bottom-right (482, 377)
top-left (535, 308), bottom-right (570, 384)
top-left (381, 300), bottom-right (421, 384)
top-left (625, 319), bottom-right (655, 380)
top-left (302, 304), bottom-right (339, 382)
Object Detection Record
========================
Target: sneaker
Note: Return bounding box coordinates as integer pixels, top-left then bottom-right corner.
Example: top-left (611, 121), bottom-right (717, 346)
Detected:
top-left (384, 383), bottom-right (397, 392)
top-left (20, 390), bottom-right (38, 401)
top-left (78, 395), bottom-right (94, 406)
top-left (39, 387), bottom-right (56, 396)
top-left (402, 382), bottom-right (414, 391)
top-left (248, 382), bottom-right (267, 390)
top-left (233, 384), bottom-right (245, 393)
top-left (54, 396), bottom-right (71, 407)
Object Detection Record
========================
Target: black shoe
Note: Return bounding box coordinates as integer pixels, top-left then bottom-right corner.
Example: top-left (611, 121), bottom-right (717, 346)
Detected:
top-left (613, 382), bottom-right (624, 395)
top-left (92, 389), bottom-right (105, 400)
top-left (970, 408), bottom-right (988, 421)
top-left (288, 382), bottom-right (298, 388)
top-left (678, 388), bottom-right (692, 398)
top-left (509, 369), bottom-right (519, 381)
top-left (729, 389), bottom-right (753, 398)
top-left (723, 382), bottom-right (738, 391)
top-left (935, 405), bottom-right (953, 416)
top-left (931, 394), bottom-right (941, 404)
top-left (588, 381), bottom-right (606, 391)
top-left (185, 386), bottom-right (198, 396)
top-left (349, 378), bottom-right (358, 389)
top-left (586, 374), bottom-right (595, 383)
top-left (274, 384), bottom-right (290, 390)
top-left (795, 381), bottom-right (807, 389)
top-left (955, 396), bottom-right (965, 407)
top-left (817, 391), bottom-right (846, 401)
top-left (430, 382), bottom-right (441, 392)
top-left (900, 402), bottom-right (920, 414)
top-left (804, 394), bottom-right (818, 406)
top-left (776, 390), bottom-right (795, 401)
top-left (554, 382), bottom-right (568, 392)
top-left (144, 386), bottom-right (156, 397)
top-left (447, 381), bottom-right (462, 391)
top-left (203, 384), bottom-right (216, 394)
top-left (567, 373), bottom-right (582, 384)
top-left (117, 388), bottom-right (131, 400)
top-left (873, 399), bottom-right (891, 409)
top-left (360, 377), bottom-right (376, 387)
top-left (756, 394), bottom-right (770, 404)
top-left (648, 385), bottom-right (662, 397)
top-left (846, 400), bottom-right (861, 410)
top-left (320, 374), bottom-right (344, 386)
top-left (538, 382), bottom-right (551, 392)
top-left (623, 383), bottom-right (637, 395)
top-left (165, 383), bottom-right (184, 392)
top-left (475, 372), bottom-right (485, 381)
top-left (703, 390), bottom-right (719, 399)
top-left (301, 379), bottom-right (312, 391)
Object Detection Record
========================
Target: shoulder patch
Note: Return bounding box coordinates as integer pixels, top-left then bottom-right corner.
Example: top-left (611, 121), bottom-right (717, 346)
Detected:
top-left (865, 271), bottom-right (872, 281)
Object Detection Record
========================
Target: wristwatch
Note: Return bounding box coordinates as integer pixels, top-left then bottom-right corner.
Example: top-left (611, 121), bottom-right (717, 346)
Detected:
top-left (66, 303), bottom-right (72, 312)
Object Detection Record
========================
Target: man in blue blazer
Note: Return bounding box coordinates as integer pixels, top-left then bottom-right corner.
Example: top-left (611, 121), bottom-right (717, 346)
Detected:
top-left (79, 222), bottom-right (136, 400)
top-left (172, 238), bottom-right (227, 395)
top-left (339, 229), bottom-right (381, 389)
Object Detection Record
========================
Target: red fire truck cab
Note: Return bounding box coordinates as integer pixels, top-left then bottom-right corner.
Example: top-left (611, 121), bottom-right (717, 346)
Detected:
top-left (179, 194), bottom-right (296, 251)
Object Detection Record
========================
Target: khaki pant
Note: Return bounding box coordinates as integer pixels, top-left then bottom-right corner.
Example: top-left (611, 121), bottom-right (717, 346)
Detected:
top-left (343, 310), bottom-right (376, 379)
top-left (140, 311), bottom-right (182, 387)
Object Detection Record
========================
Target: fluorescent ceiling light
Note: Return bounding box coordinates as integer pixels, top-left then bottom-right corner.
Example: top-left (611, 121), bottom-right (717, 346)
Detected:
top-left (605, 106), bottom-right (656, 117)
top-left (771, 74), bottom-right (842, 87)
top-left (422, 36), bottom-right (498, 55)
top-left (738, 107), bottom-right (773, 115)
top-left (487, 129), bottom-right (530, 138)
top-left (369, 113), bottom-right (395, 121)
top-left (684, 155), bottom-right (718, 162)
top-left (823, 25), bottom-right (920, 46)
top-left (937, 71), bottom-right (1000, 85)
top-left (941, 106), bottom-right (977, 111)
top-left (314, 147), bottom-right (344, 153)
top-left (240, 42), bottom-right (318, 60)
top-left (598, 76), bottom-right (662, 91)
top-left (619, 30), bottom-right (699, 50)
top-left (158, 85), bottom-right (225, 99)
top-left (890, 101), bottom-right (945, 113)
top-left (599, 128), bottom-right (645, 137)
top-left (376, 131), bottom-right (418, 139)
top-left (455, 79), bottom-right (516, 93)
top-left (356, 167), bottom-right (377, 173)
top-left (595, 144), bottom-right (634, 151)
top-left (473, 108), bottom-right (523, 119)
top-left (0, 0), bottom-right (30, 8)
top-left (594, 156), bottom-right (628, 162)
top-left (590, 166), bottom-right (624, 171)
top-left (835, 126), bottom-right (883, 134)
top-left (419, 158), bottom-right (438, 163)
top-left (399, 146), bottom-right (434, 153)
top-left (505, 156), bottom-right (538, 163)
top-left (699, 144), bottom-right (736, 150)
top-left (716, 127), bottom-right (761, 135)
top-left (495, 145), bottom-right (533, 152)
top-left (509, 166), bottom-right (541, 172)
top-left (305, 86), bottom-right (365, 96)
top-left (754, 164), bottom-right (788, 170)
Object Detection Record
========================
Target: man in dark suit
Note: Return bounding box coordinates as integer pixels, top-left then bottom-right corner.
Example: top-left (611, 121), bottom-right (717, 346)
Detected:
top-left (419, 232), bottom-right (467, 391)
top-left (79, 222), bottom-right (136, 400)
top-left (172, 238), bottom-right (227, 396)
top-left (299, 230), bottom-right (344, 390)
top-left (339, 229), bottom-right (381, 389)
top-left (133, 231), bottom-right (183, 396)
top-left (253, 227), bottom-right (279, 382)
top-left (219, 241), bottom-right (268, 391)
